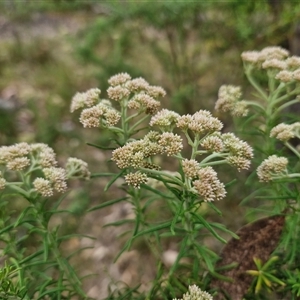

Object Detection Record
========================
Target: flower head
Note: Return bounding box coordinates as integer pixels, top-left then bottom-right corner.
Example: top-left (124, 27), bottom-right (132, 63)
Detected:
top-left (43, 167), bottom-right (67, 193)
top-left (107, 85), bottom-right (130, 102)
top-left (124, 171), bottom-right (148, 188)
top-left (66, 157), bottom-right (90, 180)
top-left (150, 109), bottom-right (180, 130)
top-left (131, 93), bottom-right (161, 114)
top-left (177, 110), bottom-right (223, 135)
top-left (173, 284), bottom-right (213, 300)
top-left (215, 85), bottom-right (248, 117)
top-left (182, 159), bottom-right (200, 179)
top-left (257, 155), bottom-right (288, 182)
top-left (200, 135), bottom-right (224, 153)
top-left (158, 132), bottom-right (183, 156)
top-left (242, 47), bottom-right (289, 65)
top-left (30, 143), bottom-right (57, 167)
top-left (193, 167), bottom-right (226, 202)
top-left (147, 85), bottom-right (166, 98)
top-left (108, 73), bottom-right (131, 86)
top-left (126, 77), bottom-right (150, 92)
top-left (262, 58), bottom-right (287, 70)
top-left (275, 70), bottom-right (294, 83)
top-left (221, 133), bottom-right (253, 171)
top-left (0, 143), bottom-right (31, 164)
top-left (79, 103), bottom-right (120, 128)
top-left (270, 123), bottom-right (300, 142)
top-left (33, 178), bottom-right (54, 197)
top-left (70, 88), bottom-right (101, 113)
top-left (6, 157), bottom-right (30, 171)
top-left (112, 139), bottom-right (160, 169)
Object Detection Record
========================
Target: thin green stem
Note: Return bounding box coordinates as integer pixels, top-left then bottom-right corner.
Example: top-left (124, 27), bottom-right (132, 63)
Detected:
top-left (274, 99), bottom-right (300, 116)
top-left (139, 167), bottom-right (184, 186)
top-left (128, 114), bottom-right (149, 134)
top-left (243, 100), bottom-right (265, 112)
top-left (200, 153), bottom-right (227, 164)
top-left (201, 159), bottom-right (228, 167)
top-left (285, 141), bottom-right (300, 159)
top-left (245, 69), bottom-right (268, 101)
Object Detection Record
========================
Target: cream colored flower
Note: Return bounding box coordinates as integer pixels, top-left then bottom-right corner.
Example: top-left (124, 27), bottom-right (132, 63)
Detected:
top-left (193, 167), bottom-right (226, 202)
top-left (173, 285), bottom-right (213, 300)
top-left (150, 109), bottom-right (180, 129)
top-left (70, 88), bottom-right (100, 112)
top-left (108, 73), bottom-right (131, 86)
top-left (124, 171), bottom-right (148, 188)
top-left (182, 159), bottom-right (200, 179)
top-left (33, 178), bottom-right (54, 197)
top-left (257, 155), bottom-right (288, 182)
top-left (66, 157), bottom-right (90, 180)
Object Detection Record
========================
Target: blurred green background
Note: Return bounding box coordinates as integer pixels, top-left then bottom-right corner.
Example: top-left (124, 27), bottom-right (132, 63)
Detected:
top-left (1, 0), bottom-right (300, 298)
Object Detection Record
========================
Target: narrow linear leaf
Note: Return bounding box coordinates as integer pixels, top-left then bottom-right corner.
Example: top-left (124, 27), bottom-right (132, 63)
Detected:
top-left (210, 223), bottom-right (239, 239)
top-left (140, 183), bottom-right (174, 199)
top-left (103, 219), bottom-right (135, 227)
top-left (14, 206), bottom-right (34, 228)
top-left (170, 201), bottom-right (184, 235)
top-left (168, 235), bottom-right (188, 276)
top-left (87, 196), bottom-right (128, 212)
top-left (191, 212), bottom-right (227, 244)
top-left (91, 172), bottom-right (116, 178)
top-left (104, 170), bottom-right (126, 191)
top-left (57, 233), bottom-right (96, 242)
top-left (86, 142), bottom-right (115, 150)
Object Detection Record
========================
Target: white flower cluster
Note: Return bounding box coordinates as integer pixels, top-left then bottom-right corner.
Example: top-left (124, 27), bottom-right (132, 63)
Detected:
top-left (270, 122), bottom-right (300, 142)
top-left (173, 285), bottom-right (213, 300)
top-left (71, 73), bottom-right (167, 129)
top-left (257, 155), bottom-right (288, 182)
top-left (215, 85), bottom-right (248, 117)
top-left (242, 46), bottom-right (300, 83)
top-left (0, 143), bottom-right (89, 197)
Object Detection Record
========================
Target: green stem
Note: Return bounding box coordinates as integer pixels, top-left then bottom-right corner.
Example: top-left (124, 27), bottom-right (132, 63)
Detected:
top-left (243, 100), bottom-right (265, 112)
top-left (274, 99), bottom-right (300, 116)
top-left (200, 153), bottom-right (227, 164)
top-left (139, 167), bottom-right (184, 186)
top-left (285, 141), bottom-right (300, 159)
top-left (128, 114), bottom-right (149, 134)
top-left (245, 69), bottom-right (268, 101)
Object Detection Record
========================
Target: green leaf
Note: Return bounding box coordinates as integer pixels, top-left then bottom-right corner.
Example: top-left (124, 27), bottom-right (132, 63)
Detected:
top-left (87, 196), bottom-right (128, 212)
top-left (170, 201), bottom-right (184, 235)
top-left (104, 170), bottom-right (126, 191)
top-left (13, 206), bottom-right (34, 228)
top-left (168, 235), bottom-right (188, 276)
top-left (91, 172), bottom-right (116, 178)
top-left (114, 220), bottom-right (174, 262)
top-left (210, 222), bottom-right (239, 239)
top-left (191, 212), bottom-right (227, 244)
top-left (103, 219), bottom-right (135, 227)
top-left (86, 142), bottom-right (115, 150)
top-left (140, 183), bottom-right (174, 199)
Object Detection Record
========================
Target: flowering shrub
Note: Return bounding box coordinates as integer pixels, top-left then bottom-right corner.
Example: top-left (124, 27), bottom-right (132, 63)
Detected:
top-left (0, 142), bottom-right (90, 298)
top-left (2, 45), bottom-right (300, 299)
top-left (70, 46), bottom-right (300, 299)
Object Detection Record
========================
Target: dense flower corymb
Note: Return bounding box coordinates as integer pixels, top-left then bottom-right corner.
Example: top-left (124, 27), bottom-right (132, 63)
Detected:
top-left (70, 88), bottom-right (101, 113)
top-left (257, 155), bottom-right (288, 182)
top-left (215, 85), bottom-right (248, 117)
top-left (66, 157), bottom-right (91, 180)
top-left (173, 284), bottom-right (213, 300)
top-left (270, 122), bottom-right (300, 142)
top-left (177, 110), bottom-right (223, 134)
top-left (193, 167), bottom-right (226, 202)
